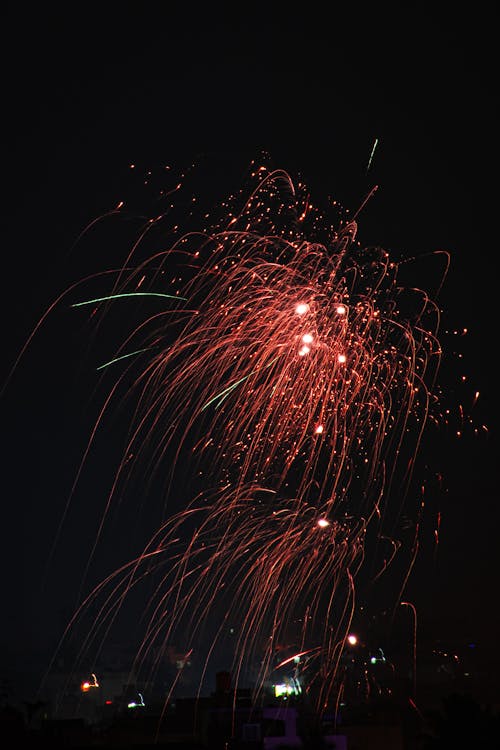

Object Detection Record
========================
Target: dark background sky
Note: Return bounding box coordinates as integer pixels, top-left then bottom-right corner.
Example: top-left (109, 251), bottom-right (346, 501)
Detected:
top-left (1, 5), bottom-right (497, 700)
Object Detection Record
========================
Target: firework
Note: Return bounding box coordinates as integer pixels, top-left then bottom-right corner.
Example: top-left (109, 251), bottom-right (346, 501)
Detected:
top-left (20, 160), bottom-right (451, 716)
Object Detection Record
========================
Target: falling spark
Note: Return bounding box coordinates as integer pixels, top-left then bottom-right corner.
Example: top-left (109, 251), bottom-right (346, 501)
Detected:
top-left (71, 292), bottom-right (186, 307)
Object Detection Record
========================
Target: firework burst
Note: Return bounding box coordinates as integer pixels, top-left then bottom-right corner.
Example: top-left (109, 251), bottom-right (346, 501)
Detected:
top-left (19, 160), bottom-right (452, 716)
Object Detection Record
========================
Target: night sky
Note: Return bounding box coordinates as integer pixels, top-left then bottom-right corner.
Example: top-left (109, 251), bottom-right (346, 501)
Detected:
top-left (1, 5), bottom-right (497, 703)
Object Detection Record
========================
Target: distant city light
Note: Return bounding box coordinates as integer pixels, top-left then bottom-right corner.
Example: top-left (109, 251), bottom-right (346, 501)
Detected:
top-left (81, 673), bottom-right (99, 692)
top-left (274, 682), bottom-right (299, 697)
top-left (128, 693), bottom-right (145, 709)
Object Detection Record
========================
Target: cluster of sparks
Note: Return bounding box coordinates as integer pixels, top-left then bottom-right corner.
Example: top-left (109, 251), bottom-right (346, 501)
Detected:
top-left (38, 162), bottom-right (457, 714)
